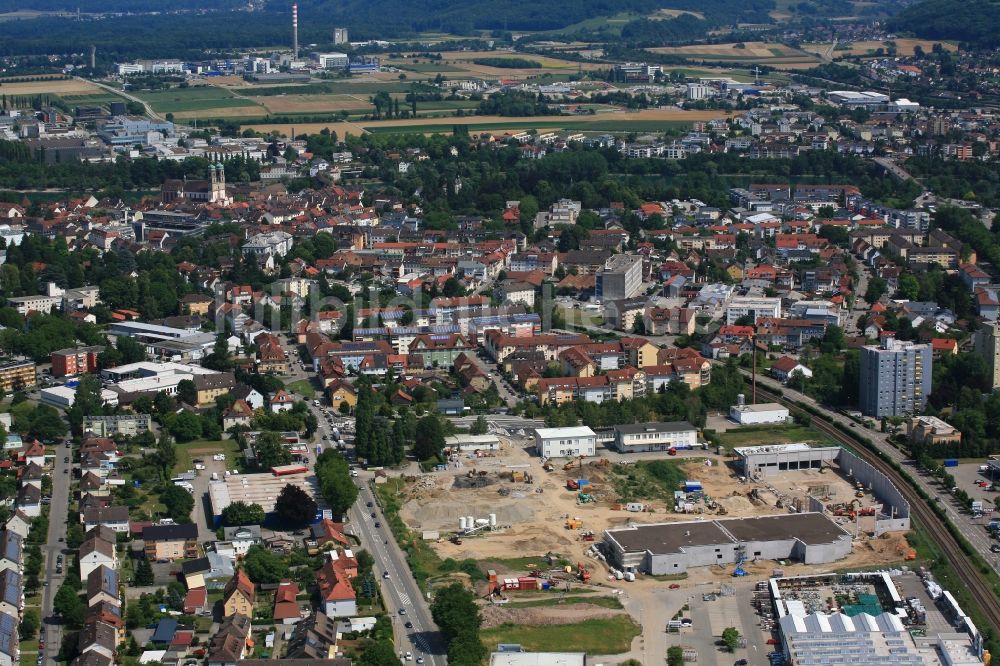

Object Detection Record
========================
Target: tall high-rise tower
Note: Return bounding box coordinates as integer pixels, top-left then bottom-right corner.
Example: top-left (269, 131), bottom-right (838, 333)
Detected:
top-left (333, 27), bottom-right (349, 45)
top-left (292, 3), bottom-right (299, 59)
top-left (89, 45), bottom-right (96, 69)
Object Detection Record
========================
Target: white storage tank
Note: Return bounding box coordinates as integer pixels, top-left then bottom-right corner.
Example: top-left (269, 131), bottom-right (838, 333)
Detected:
top-left (467, 515), bottom-right (474, 528)
top-left (489, 513), bottom-right (497, 527)
top-left (475, 518), bottom-right (489, 527)
top-left (459, 516), bottom-right (468, 530)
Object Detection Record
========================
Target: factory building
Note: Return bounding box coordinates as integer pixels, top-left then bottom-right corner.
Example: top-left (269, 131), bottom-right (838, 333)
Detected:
top-left (603, 513), bottom-right (853, 575)
top-left (729, 395), bottom-right (790, 425)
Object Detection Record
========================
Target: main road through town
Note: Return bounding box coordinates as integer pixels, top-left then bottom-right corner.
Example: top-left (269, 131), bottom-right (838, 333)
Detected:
top-left (352, 478), bottom-right (447, 666)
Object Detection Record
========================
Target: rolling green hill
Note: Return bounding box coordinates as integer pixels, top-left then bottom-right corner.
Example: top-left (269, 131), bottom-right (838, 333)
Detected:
top-left (889, 0), bottom-right (1000, 48)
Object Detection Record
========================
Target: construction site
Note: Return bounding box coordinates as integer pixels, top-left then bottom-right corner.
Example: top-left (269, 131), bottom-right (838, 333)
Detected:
top-left (392, 431), bottom-right (914, 583)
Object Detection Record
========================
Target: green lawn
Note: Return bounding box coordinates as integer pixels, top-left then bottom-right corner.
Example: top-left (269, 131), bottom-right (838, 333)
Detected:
top-left (287, 379), bottom-right (316, 400)
top-left (173, 438), bottom-right (242, 473)
top-left (480, 616), bottom-right (640, 654)
top-left (715, 424), bottom-right (836, 449)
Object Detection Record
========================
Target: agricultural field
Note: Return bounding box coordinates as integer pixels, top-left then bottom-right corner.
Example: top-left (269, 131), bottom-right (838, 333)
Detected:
top-left (243, 108), bottom-right (730, 137)
top-left (131, 85), bottom-right (261, 114)
top-left (0, 77), bottom-right (105, 95)
top-left (646, 41), bottom-right (821, 68)
top-left (800, 38), bottom-right (959, 58)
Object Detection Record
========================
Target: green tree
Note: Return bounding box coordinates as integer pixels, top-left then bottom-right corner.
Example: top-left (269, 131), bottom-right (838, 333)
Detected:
top-left (469, 415), bottom-right (488, 436)
top-left (53, 582), bottom-right (86, 628)
top-left (166, 410), bottom-right (202, 442)
top-left (220, 501), bottom-right (266, 527)
top-left (315, 449), bottom-right (358, 516)
top-left (414, 414), bottom-right (445, 461)
top-left (721, 627), bottom-right (740, 652)
top-left (159, 484), bottom-right (195, 523)
top-left (274, 483), bottom-right (318, 528)
top-left (897, 273), bottom-right (919, 301)
top-left (19, 608), bottom-right (39, 639)
top-left (242, 545), bottom-right (290, 584)
top-left (28, 403), bottom-right (68, 441)
top-left (134, 558), bottom-right (154, 586)
top-left (253, 431), bottom-right (292, 470)
top-left (176, 379), bottom-right (197, 406)
top-left (667, 646), bottom-right (684, 666)
top-left (431, 582), bottom-right (486, 666)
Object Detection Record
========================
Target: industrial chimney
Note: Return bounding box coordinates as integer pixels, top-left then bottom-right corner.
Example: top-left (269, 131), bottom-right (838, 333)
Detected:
top-left (89, 45), bottom-right (96, 69)
top-left (292, 3), bottom-right (299, 60)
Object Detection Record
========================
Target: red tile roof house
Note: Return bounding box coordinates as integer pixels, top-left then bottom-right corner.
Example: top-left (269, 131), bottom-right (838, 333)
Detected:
top-left (184, 587), bottom-right (208, 615)
top-left (273, 580), bottom-right (302, 625)
top-left (316, 558), bottom-right (357, 618)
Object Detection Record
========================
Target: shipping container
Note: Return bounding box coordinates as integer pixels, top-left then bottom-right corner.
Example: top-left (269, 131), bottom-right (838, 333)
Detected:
top-left (943, 459), bottom-right (959, 467)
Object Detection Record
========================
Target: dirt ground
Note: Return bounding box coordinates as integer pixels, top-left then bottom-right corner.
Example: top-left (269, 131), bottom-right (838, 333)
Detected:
top-left (480, 602), bottom-right (625, 629)
top-left (392, 436), bottom-right (903, 585)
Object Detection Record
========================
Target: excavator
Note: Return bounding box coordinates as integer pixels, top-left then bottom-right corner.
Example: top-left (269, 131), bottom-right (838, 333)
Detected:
top-left (577, 562), bottom-right (591, 582)
top-left (563, 455), bottom-right (585, 471)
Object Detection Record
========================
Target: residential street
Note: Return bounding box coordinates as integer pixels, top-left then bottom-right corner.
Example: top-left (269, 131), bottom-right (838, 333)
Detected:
top-left (42, 441), bottom-right (72, 666)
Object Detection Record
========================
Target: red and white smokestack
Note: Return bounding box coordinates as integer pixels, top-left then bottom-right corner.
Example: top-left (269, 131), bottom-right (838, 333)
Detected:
top-left (292, 3), bottom-right (299, 59)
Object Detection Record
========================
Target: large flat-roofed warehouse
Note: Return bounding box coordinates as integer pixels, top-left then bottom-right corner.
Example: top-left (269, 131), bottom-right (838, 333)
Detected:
top-left (209, 471), bottom-right (324, 526)
top-left (735, 443), bottom-right (840, 477)
top-left (603, 513), bottom-right (852, 575)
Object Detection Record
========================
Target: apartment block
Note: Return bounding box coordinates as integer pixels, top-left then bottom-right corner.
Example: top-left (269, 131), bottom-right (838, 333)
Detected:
top-left (858, 334), bottom-right (932, 418)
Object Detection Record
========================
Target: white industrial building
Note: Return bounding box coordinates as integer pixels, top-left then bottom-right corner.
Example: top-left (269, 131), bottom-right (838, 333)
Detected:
top-left (533, 426), bottom-right (597, 458)
top-left (314, 52), bottom-right (349, 69)
top-left (489, 653), bottom-right (587, 666)
top-left (612, 421), bottom-right (698, 453)
top-left (40, 384), bottom-right (120, 409)
top-left (603, 513), bottom-right (853, 575)
top-left (729, 396), bottom-right (789, 424)
top-left (779, 611), bottom-right (943, 665)
top-left (444, 434), bottom-right (501, 452)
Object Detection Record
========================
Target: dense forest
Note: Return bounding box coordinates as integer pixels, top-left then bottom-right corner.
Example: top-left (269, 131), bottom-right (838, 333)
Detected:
top-left (888, 0), bottom-right (1000, 48)
top-left (0, 0), bottom-right (777, 57)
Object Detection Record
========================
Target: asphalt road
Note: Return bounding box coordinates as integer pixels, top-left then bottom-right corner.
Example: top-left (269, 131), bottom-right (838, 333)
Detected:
top-left (42, 442), bottom-right (72, 666)
top-left (353, 479), bottom-right (447, 666)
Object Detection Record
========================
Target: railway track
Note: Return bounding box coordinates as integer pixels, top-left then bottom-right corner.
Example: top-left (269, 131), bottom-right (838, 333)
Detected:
top-left (755, 385), bottom-right (1000, 634)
